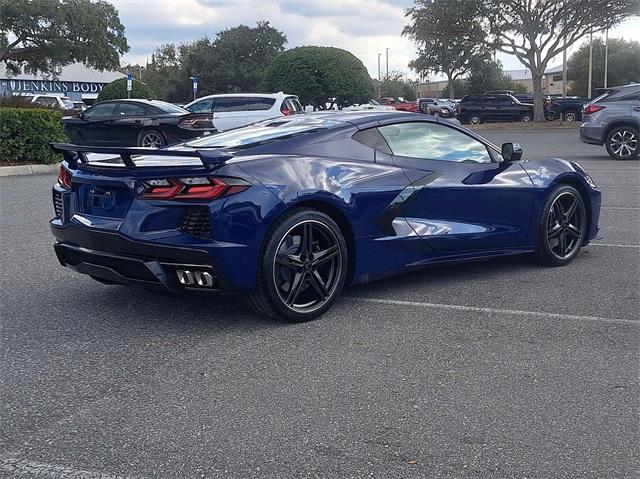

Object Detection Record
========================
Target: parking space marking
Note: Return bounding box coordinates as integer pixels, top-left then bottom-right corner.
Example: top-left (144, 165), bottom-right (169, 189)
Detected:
top-left (346, 297), bottom-right (638, 325)
top-left (600, 206), bottom-right (639, 210)
top-left (588, 243), bottom-right (640, 248)
top-left (596, 185), bottom-right (640, 189)
top-left (0, 457), bottom-right (145, 479)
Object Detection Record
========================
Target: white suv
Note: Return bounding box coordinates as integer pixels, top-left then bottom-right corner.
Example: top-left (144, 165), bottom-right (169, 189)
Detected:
top-left (184, 92), bottom-right (303, 131)
top-left (30, 95), bottom-right (75, 110)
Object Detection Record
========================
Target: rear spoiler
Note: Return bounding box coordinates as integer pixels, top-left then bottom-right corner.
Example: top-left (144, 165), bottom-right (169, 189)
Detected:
top-left (49, 143), bottom-right (232, 169)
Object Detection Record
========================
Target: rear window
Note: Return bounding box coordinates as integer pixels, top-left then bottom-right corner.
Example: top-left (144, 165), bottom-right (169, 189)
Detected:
top-left (184, 117), bottom-right (339, 149)
top-left (283, 97), bottom-right (303, 113)
top-left (151, 101), bottom-right (188, 114)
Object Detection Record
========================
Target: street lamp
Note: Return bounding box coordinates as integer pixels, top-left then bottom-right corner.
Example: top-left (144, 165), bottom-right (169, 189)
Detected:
top-left (377, 53), bottom-right (382, 98)
top-left (385, 48), bottom-right (390, 79)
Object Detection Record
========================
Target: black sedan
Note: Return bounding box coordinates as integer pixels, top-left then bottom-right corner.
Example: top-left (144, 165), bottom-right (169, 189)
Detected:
top-left (62, 99), bottom-right (215, 147)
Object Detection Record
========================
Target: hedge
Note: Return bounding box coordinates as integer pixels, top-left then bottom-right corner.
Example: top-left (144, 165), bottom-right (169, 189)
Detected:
top-left (0, 108), bottom-right (68, 165)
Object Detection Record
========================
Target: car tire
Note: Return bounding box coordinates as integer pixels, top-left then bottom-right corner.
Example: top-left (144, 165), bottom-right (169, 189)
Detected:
top-left (563, 111), bottom-right (578, 122)
top-left (605, 126), bottom-right (639, 160)
top-left (520, 113), bottom-right (532, 122)
top-left (469, 115), bottom-right (482, 125)
top-left (243, 208), bottom-right (348, 322)
top-left (534, 185), bottom-right (587, 266)
top-left (138, 129), bottom-right (167, 148)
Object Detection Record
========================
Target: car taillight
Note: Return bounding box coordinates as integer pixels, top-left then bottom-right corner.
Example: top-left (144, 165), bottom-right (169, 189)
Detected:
top-left (583, 104), bottom-right (605, 115)
top-left (141, 177), bottom-right (250, 200)
top-left (179, 115), bottom-right (211, 128)
top-left (58, 165), bottom-right (72, 189)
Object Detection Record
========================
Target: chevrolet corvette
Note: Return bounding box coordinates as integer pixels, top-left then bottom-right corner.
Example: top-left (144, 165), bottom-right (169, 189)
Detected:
top-left (50, 112), bottom-right (601, 321)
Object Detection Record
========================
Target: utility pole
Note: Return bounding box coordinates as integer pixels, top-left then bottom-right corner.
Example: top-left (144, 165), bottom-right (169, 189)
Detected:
top-left (588, 29), bottom-right (593, 98)
top-left (604, 28), bottom-right (609, 89)
top-left (562, 36), bottom-right (567, 97)
top-left (385, 48), bottom-right (389, 79)
top-left (377, 53), bottom-right (382, 98)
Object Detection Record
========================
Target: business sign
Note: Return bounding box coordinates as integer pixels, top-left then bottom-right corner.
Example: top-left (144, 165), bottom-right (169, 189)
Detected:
top-left (1, 79), bottom-right (106, 94)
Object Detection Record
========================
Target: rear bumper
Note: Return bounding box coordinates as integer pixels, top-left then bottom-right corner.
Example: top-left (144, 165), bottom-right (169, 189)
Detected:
top-left (51, 222), bottom-right (236, 294)
top-left (579, 125), bottom-right (604, 145)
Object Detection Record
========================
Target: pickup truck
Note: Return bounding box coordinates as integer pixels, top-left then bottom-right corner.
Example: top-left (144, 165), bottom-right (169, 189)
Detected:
top-left (546, 97), bottom-right (589, 122)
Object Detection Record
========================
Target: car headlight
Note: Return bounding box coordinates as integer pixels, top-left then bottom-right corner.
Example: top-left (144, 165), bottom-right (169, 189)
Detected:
top-left (571, 161), bottom-right (597, 189)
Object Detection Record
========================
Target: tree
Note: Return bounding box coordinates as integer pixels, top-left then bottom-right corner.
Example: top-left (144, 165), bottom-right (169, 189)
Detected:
top-left (377, 71), bottom-right (418, 100)
top-left (568, 38), bottom-right (640, 97)
top-left (465, 58), bottom-right (520, 94)
top-left (0, 0), bottom-right (129, 76)
top-left (97, 77), bottom-right (155, 102)
top-left (477, 0), bottom-right (636, 121)
top-left (142, 22), bottom-right (286, 102)
top-left (262, 46), bottom-right (374, 109)
top-left (212, 21), bottom-right (286, 92)
top-left (403, 0), bottom-right (492, 99)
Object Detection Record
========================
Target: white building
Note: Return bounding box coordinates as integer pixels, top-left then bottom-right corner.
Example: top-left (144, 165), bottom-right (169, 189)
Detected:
top-left (0, 63), bottom-right (125, 104)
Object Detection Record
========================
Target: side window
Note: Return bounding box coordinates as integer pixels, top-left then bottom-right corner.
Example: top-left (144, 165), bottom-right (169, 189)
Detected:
top-left (245, 97), bottom-right (276, 111)
top-left (116, 103), bottom-right (145, 116)
top-left (378, 122), bottom-right (493, 164)
top-left (85, 102), bottom-right (116, 118)
top-left (214, 97), bottom-right (249, 112)
top-left (188, 99), bottom-right (213, 113)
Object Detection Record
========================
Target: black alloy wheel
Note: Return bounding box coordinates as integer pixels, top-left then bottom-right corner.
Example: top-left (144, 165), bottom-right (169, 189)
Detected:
top-left (535, 185), bottom-right (587, 266)
top-left (244, 209), bottom-right (348, 322)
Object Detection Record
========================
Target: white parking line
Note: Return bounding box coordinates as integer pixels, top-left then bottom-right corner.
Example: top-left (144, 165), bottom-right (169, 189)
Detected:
top-left (346, 297), bottom-right (638, 325)
top-left (596, 185), bottom-right (640, 188)
top-left (588, 243), bottom-right (640, 248)
top-left (0, 457), bottom-right (145, 479)
top-left (600, 206), bottom-right (640, 210)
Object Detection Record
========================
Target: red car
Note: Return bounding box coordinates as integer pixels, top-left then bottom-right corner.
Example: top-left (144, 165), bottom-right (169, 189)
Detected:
top-left (377, 97), bottom-right (420, 113)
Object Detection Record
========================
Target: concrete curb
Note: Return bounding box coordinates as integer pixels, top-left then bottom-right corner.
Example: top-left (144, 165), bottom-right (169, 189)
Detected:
top-left (0, 163), bottom-right (59, 177)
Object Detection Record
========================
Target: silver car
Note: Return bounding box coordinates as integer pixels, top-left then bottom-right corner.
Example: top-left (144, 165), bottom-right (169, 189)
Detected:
top-left (580, 83), bottom-right (640, 160)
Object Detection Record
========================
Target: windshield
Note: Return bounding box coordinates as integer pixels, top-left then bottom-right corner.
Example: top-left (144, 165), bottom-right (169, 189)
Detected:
top-left (184, 117), bottom-right (340, 149)
top-left (61, 98), bottom-right (74, 109)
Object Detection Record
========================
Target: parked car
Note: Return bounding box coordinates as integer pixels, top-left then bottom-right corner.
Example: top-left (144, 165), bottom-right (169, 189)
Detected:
top-left (184, 92), bottom-right (303, 131)
top-left (62, 99), bottom-right (215, 147)
top-left (342, 100), bottom-right (395, 111)
top-left (378, 97), bottom-right (420, 113)
top-left (580, 83), bottom-right (640, 160)
top-left (457, 93), bottom-right (535, 124)
top-left (72, 101), bottom-right (88, 111)
top-left (420, 99), bottom-right (456, 118)
top-left (515, 94), bottom-right (534, 103)
top-left (50, 111), bottom-right (600, 322)
top-left (30, 95), bottom-right (75, 110)
top-left (547, 97), bottom-right (589, 122)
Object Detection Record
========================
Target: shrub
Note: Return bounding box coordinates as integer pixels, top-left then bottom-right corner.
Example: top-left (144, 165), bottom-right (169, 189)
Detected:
top-left (97, 77), bottom-right (156, 102)
top-left (0, 108), bottom-right (68, 165)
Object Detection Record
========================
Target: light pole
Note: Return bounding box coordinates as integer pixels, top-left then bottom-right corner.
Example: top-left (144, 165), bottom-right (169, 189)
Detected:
top-left (588, 29), bottom-right (593, 98)
top-left (604, 28), bottom-right (609, 89)
top-left (385, 48), bottom-right (390, 79)
top-left (378, 53), bottom-right (382, 98)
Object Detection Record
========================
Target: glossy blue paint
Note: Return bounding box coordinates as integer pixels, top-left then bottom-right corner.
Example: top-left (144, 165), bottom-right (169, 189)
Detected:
top-left (50, 112), bottom-right (602, 293)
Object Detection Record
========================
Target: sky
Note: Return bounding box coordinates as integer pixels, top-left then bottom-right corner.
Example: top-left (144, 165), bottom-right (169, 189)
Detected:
top-left (112, 0), bottom-right (640, 81)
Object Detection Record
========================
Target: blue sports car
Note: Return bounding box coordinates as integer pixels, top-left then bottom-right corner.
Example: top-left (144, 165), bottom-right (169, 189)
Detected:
top-left (50, 112), bottom-right (601, 321)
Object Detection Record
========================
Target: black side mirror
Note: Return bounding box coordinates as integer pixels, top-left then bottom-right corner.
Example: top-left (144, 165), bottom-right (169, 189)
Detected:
top-left (501, 142), bottom-right (523, 162)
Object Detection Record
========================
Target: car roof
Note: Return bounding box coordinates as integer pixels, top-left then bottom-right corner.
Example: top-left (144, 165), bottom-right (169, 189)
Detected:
top-left (289, 111), bottom-right (437, 128)
top-left (186, 92), bottom-right (296, 102)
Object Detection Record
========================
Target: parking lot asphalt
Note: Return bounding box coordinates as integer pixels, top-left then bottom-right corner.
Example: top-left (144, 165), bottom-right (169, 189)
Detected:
top-left (1, 128), bottom-right (639, 478)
